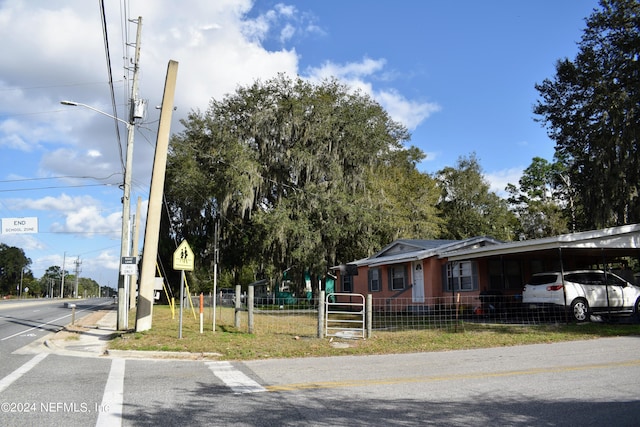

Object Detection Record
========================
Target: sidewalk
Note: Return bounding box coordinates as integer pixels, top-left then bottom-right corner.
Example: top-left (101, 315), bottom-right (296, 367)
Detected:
top-left (39, 308), bottom-right (220, 360)
top-left (43, 308), bottom-right (118, 357)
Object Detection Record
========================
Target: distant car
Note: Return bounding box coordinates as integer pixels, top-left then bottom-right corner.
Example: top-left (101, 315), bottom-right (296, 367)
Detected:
top-left (523, 270), bottom-right (640, 322)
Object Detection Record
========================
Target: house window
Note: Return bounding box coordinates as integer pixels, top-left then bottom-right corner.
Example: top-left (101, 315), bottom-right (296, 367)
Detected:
top-left (342, 274), bottom-right (353, 292)
top-left (388, 266), bottom-right (407, 291)
top-left (445, 261), bottom-right (478, 292)
top-left (368, 268), bottom-right (381, 292)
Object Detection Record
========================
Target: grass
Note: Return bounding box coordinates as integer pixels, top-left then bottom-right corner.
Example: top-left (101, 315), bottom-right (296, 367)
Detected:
top-left (108, 304), bottom-right (640, 361)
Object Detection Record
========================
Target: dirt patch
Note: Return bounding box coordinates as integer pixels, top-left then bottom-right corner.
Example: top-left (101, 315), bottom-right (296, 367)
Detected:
top-left (57, 310), bottom-right (110, 336)
top-left (74, 310), bottom-right (110, 328)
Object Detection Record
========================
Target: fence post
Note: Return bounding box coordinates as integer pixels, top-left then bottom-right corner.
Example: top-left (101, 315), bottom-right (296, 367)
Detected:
top-left (366, 294), bottom-right (372, 338)
top-left (234, 284), bottom-right (241, 328)
top-left (248, 285), bottom-right (254, 334)
top-left (318, 290), bottom-right (325, 338)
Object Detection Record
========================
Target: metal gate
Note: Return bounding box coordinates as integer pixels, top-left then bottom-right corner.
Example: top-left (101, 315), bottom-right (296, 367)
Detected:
top-left (325, 293), bottom-right (365, 339)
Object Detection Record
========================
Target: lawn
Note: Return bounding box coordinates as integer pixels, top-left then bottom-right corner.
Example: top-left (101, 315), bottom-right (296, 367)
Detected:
top-left (108, 304), bottom-right (640, 361)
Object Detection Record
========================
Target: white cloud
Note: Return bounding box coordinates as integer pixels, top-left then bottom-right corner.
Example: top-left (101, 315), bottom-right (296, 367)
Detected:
top-left (0, 234), bottom-right (46, 251)
top-left (376, 89), bottom-right (441, 130)
top-left (11, 194), bottom-right (121, 237)
top-left (306, 58), bottom-right (440, 130)
top-left (307, 57), bottom-right (387, 80)
top-left (484, 167), bottom-right (523, 196)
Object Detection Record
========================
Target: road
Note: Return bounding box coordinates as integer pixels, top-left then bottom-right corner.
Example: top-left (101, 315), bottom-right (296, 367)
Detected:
top-left (1, 299), bottom-right (639, 426)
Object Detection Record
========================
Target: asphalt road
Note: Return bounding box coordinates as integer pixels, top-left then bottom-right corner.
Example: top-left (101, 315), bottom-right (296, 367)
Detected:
top-left (1, 299), bottom-right (639, 426)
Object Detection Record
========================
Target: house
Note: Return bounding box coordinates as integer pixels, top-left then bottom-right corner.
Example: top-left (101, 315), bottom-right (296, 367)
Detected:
top-left (332, 236), bottom-right (503, 312)
top-left (333, 224), bottom-right (640, 312)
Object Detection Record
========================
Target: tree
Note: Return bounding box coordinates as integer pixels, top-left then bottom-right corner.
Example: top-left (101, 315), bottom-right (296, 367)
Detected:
top-left (162, 74), bottom-right (440, 291)
top-left (436, 154), bottom-right (516, 241)
top-left (534, 0), bottom-right (640, 229)
top-left (0, 244), bottom-right (31, 296)
top-left (506, 156), bottom-right (570, 239)
top-left (39, 266), bottom-right (68, 298)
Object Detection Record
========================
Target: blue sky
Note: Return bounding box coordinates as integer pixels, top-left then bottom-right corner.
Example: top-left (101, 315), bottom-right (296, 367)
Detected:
top-left (0, 0), bottom-right (600, 287)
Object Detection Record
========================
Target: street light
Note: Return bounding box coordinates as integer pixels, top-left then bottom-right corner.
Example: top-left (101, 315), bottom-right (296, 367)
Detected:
top-left (61, 99), bottom-right (135, 330)
top-left (60, 101), bottom-right (132, 128)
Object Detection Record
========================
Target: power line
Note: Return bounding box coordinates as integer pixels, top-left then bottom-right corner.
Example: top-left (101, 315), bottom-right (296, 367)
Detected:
top-left (98, 0), bottom-right (126, 172)
top-left (0, 173), bottom-right (122, 184)
top-left (0, 80), bottom-right (123, 92)
top-left (0, 183), bottom-right (113, 193)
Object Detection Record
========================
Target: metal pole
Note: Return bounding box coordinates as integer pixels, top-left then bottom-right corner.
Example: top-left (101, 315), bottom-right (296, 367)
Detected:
top-left (178, 271), bottom-right (184, 339)
top-left (366, 294), bottom-right (372, 338)
top-left (60, 252), bottom-right (66, 298)
top-left (212, 220), bottom-right (218, 332)
top-left (318, 290), bottom-right (325, 338)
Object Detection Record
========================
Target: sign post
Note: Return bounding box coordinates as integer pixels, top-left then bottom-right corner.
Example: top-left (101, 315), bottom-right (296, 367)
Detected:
top-left (173, 240), bottom-right (194, 338)
top-left (119, 256), bottom-right (138, 330)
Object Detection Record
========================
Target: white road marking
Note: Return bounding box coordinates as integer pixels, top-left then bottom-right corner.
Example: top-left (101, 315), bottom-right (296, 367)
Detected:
top-left (0, 313), bottom-right (71, 341)
top-left (0, 353), bottom-right (48, 393)
top-left (96, 358), bottom-right (125, 427)
top-left (0, 301), bottom-right (112, 341)
top-left (206, 361), bottom-right (266, 394)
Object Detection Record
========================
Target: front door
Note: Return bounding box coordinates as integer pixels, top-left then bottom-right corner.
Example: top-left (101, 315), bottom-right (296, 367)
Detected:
top-left (412, 261), bottom-right (425, 303)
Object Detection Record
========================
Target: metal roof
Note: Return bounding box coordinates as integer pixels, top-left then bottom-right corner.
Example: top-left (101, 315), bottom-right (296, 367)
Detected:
top-left (444, 223), bottom-right (640, 261)
top-left (353, 236), bottom-right (503, 268)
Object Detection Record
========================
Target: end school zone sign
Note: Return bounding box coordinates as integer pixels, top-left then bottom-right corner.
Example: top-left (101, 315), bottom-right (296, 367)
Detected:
top-left (2, 217), bottom-right (38, 234)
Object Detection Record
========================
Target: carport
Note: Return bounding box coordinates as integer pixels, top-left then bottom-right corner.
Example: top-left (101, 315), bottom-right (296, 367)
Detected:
top-left (443, 223), bottom-right (640, 293)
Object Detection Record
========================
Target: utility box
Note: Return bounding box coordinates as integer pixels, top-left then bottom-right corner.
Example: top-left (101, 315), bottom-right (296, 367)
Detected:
top-left (133, 99), bottom-right (147, 119)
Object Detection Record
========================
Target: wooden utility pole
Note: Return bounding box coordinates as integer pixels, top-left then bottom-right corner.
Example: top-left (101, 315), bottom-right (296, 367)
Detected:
top-left (135, 60), bottom-right (179, 332)
top-left (129, 196), bottom-right (142, 310)
top-left (117, 16), bottom-right (143, 331)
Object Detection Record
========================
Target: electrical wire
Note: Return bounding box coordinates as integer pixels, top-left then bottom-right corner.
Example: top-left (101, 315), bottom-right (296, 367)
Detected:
top-left (0, 183), bottom-right (113, 193)
top-left (0, 173), bottom-right (122, 184)
top-left (98, 0), bottom-right (126, 172)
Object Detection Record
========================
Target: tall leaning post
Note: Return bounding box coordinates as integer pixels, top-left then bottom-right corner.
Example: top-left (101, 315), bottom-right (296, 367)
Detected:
top-left (135, 60), bottom-right (179, 332)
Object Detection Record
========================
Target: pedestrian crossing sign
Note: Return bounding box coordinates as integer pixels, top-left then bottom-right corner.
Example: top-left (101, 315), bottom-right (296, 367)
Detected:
top-left (173, 240), bottom-right (194, 271)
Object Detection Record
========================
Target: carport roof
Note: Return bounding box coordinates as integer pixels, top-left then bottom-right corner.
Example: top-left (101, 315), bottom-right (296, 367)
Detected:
top-left (348, 236), bottom-right (502, 268)
top-left (444, 223), bottom-right (640, 261)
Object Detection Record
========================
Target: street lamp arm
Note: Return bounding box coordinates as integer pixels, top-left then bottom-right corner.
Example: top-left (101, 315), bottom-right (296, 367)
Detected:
top-left (60, 100), bottom-right (131, 128)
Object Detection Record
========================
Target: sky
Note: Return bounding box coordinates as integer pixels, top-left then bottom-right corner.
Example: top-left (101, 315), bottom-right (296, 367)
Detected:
top-left (0, 0), bottom-right (601, 288)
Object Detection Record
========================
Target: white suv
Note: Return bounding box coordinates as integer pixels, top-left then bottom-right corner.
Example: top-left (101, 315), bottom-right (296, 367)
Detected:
top-left (523, 270), bottom-right (640, 322)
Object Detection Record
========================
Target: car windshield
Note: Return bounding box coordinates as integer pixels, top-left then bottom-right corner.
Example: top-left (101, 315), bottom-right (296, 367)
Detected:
top-left (529, 274), bottom-right (558, 285)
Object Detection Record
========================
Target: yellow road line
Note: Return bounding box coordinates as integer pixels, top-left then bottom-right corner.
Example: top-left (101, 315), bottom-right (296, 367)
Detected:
top-left (265, 359), bottom-right (640, 392)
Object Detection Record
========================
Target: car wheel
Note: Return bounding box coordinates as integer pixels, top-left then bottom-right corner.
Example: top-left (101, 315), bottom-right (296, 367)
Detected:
top-left (570, 298), bottom-right (590, 322)
top-left (634, 297), bottom-right (640, 320)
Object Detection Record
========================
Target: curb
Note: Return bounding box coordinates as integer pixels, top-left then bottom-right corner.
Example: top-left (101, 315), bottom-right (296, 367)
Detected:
top-left (41, 309), bottom-right (223, 360)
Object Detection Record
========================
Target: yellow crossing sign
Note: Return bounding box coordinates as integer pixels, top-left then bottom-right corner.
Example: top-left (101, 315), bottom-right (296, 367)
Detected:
top-left (173, 240), bottom-right (194, 271)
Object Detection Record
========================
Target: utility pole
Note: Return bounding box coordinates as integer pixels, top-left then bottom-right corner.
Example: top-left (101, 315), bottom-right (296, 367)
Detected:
top-left (60, 252), bottom-right (66, 298)
top-left (129, 196), bottom-right (142, 310)
top-left (136, 60), bottom-right (179, 332)
top-left (117, 16), bottom-right (144, 331)
top-left (74, 257), bottom-right (82, 298)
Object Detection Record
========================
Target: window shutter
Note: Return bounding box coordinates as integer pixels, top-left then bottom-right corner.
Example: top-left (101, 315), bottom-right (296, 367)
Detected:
top-left (442, 264), bottom-right (448, 291)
